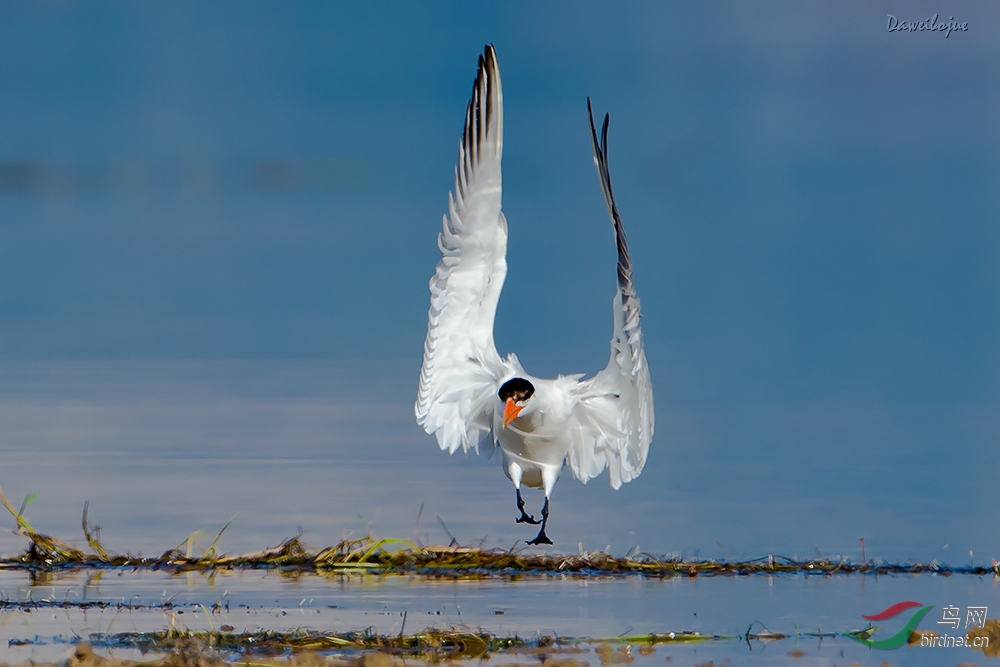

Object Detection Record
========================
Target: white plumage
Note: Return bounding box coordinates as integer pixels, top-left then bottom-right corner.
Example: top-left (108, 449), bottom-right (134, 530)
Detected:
top-left (415, 45), bottom-right (654, 545)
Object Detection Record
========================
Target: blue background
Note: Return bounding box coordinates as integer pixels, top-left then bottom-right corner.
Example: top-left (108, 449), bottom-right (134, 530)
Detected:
top-left (0, 2), bottom-right (997, 564)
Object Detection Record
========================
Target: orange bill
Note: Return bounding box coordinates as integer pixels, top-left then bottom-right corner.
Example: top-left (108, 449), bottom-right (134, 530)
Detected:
top-left (502, 398), bottom-right (523, 428)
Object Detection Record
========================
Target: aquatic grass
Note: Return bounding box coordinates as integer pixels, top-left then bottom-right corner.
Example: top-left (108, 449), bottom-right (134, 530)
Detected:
top-left (3, 490), bottom-right (1000, 578)
top-left (89, 628), bottom-right (533, 660)
top-left (0, 485), bottom-right (87, 563)
top-left (68, 621), bottom-right (982, 662)
top-left (158, 514), bottom-right (242, 566)
top-left (84, 627), bottom-right (782, 659)
top-left (1, 629), bottom-right (766, 667)
top-left (81, 501), bottom-right (112, 562)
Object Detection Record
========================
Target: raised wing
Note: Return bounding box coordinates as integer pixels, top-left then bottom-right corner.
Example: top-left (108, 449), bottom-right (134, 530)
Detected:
top-left (416, 45), bottom-right (511, 454)
top-left (567, 100), bottom-right (655, 489)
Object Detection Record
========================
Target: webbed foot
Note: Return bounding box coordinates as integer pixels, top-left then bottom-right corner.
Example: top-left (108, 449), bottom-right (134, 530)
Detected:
top-left (527, 530), bottom-right (553, 546)
top-left (515, 489), bottom-right (540, 524)
top-left (525, 497), bottom-right (552, 545)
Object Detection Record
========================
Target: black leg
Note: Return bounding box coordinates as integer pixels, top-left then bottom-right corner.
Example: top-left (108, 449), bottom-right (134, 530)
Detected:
top-left (515, 489), bottom-right (540, 525)
top-left (527, 497), bottom-right (552, 545)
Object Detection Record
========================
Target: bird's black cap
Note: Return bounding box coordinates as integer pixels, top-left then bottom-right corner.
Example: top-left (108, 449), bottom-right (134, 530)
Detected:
top-left (498, 377), bottom-right (534, 403)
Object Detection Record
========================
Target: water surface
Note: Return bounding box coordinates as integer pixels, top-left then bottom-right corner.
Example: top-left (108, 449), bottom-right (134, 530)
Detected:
top-left (2, 567), bottom-right (997, 666)
top-left (0, 360), bottom-right (995, 565)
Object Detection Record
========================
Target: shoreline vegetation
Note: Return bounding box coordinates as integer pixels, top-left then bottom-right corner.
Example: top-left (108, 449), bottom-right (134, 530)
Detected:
top-left (1, 488), bottom-right (998, 578)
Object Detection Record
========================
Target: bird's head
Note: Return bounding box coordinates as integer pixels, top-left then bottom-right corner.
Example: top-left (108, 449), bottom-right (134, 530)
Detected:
top-left (498, 377), bottom-right (535, 428)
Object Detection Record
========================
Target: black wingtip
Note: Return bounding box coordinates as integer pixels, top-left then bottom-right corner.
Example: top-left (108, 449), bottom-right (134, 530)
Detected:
top-left (586, 98), bottom-right (633, 295)
top-left (586, 98), bottom-right (612, 163)
top-left (601, 113), bottom-right (610, 157)
top-left (587, 98), bottom-right (599, 157)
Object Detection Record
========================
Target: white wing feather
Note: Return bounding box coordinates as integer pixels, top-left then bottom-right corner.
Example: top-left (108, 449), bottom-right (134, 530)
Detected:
top-left (416, 45), bottom-right (514, 454)
top-left (568, 101), bottom-right (655, 489)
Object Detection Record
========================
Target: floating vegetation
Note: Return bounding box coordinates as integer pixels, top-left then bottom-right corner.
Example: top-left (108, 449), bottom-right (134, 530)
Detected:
top-left (90, 628), bottom-right (530, 659)
top-left (77, 626), bottom-right (840, 659)
top-left (967, 618), bottom-right (1000, 657)
top-left (1, 487), bottom-right (998, 578)
top-left (3, 620), bottom-right (997, 666)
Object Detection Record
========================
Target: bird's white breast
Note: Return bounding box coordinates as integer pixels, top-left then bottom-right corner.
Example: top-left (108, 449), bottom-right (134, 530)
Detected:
top-left (494, 376), bottom-right (580, 471)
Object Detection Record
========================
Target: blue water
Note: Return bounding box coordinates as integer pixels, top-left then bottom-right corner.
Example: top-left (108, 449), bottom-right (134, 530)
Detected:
top-left (1, 566), bottom-right (997, 666)
top-left (0, 359), bottom-right (993, 667)
top-left (0, 360), bottom-right (995, 566)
